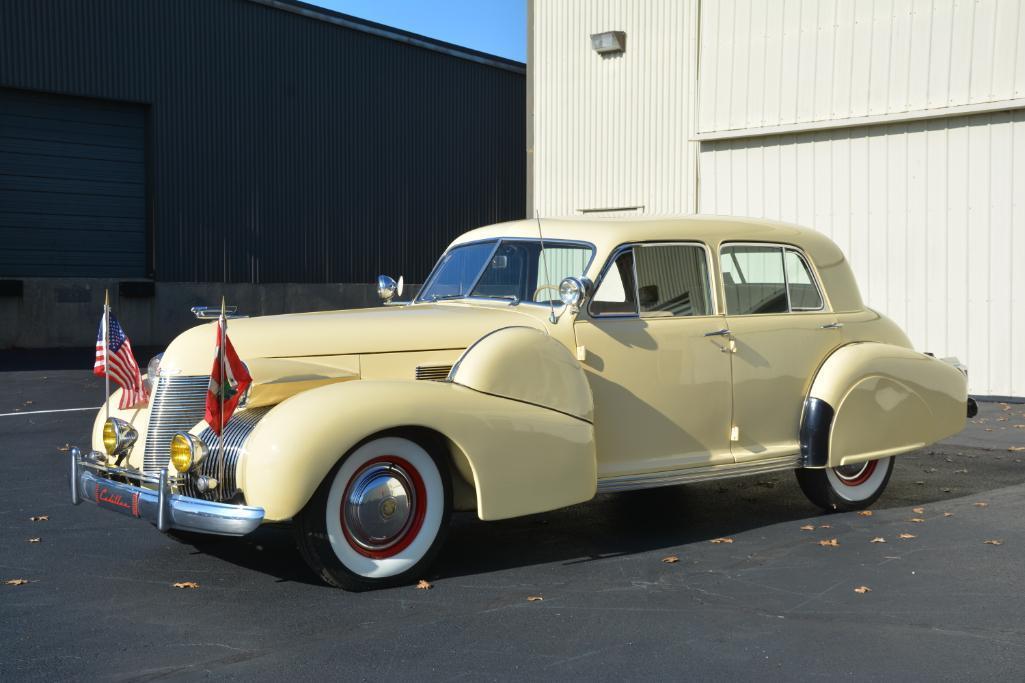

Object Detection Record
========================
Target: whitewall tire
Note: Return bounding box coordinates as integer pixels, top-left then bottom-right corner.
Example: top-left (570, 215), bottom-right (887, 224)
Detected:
top-left (795, 457), bottom-right (895, 512)
top-left (294, 434), bottom-right (451, 590)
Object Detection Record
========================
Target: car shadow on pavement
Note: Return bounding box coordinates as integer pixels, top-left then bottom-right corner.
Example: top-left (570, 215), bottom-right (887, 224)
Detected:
top-left (170, 443), bottom-right (1025, 587)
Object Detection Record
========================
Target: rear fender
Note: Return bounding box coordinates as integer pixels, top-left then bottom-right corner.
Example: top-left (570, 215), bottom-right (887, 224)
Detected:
top-left (801, 343), bottom-right (967, 468)
top-left (240, 380), bottom-right (596, 522)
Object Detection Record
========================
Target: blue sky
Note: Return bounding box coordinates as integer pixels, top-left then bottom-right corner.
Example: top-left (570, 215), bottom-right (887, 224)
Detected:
top-left (307, 1), bottom-right (527, 62)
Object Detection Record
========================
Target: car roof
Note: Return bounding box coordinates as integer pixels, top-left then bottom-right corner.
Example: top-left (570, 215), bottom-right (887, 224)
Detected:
top-left (450, 215), bottom-right (846, 267)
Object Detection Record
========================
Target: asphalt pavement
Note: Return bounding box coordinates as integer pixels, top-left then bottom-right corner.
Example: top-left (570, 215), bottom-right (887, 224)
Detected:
top-left (1, 353), bottom-right (1024, 681)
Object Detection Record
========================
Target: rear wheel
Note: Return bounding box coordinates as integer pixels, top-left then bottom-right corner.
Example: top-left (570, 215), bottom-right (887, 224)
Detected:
top-left (294, 435), bottom-right (451, 591)
top-left (795, 456), bottom-right (894, 512)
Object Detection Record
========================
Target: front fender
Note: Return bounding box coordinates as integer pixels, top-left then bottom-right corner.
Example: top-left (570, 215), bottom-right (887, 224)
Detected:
top-left (802, 343), bottom-right (967, 468)
top-left (240, 380), bottom-right (596, 522)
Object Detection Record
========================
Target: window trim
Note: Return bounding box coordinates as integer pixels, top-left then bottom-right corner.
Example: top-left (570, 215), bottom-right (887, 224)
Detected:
top-left (717, 241), bottom-right (828, 315)
top-left (587, 241), bottom-right (719, 319)
top-left (416, 237), bottom-right (597, 306)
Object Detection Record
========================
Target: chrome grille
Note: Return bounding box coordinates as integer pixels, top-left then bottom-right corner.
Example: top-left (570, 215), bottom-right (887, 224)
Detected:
top-left (181, 407), bottom-right (270, 501)
top-left (415, 364), bottom-right (452, 381)
top-left (142, 376), bottom-right (210, 474)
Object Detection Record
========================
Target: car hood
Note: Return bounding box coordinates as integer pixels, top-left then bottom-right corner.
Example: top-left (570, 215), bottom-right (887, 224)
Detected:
top-left (159, 303), bottom-right (545, 375)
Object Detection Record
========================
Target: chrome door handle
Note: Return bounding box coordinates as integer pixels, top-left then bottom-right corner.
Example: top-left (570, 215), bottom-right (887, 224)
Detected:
top-left (820, 322), bottom-right (843, 329)
top-left (704, 328), bottom-right (732, 337)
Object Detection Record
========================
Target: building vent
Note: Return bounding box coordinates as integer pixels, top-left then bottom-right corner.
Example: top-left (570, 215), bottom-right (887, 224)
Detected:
top-left (415, 364), bottom-right (452, 381)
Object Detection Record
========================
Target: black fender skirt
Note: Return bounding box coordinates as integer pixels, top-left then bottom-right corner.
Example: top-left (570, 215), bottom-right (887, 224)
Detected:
top-left (799, 397), bottom-right (835, 468)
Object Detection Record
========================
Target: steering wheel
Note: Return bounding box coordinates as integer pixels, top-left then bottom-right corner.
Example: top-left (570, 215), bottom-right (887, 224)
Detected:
top-left (533, 284), bottom-right (560, 302)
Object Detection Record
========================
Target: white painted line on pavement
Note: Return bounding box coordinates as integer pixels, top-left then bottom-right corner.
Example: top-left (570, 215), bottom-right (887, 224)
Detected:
top-left (0, 407), bottom-right (96, 418)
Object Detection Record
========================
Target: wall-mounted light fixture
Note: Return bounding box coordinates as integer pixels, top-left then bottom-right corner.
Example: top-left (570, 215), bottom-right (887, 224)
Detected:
top-left (590, 31), bottom-right (626, 55)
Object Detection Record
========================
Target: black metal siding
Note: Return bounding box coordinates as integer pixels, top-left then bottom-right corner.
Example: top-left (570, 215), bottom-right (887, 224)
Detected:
top-left (0, 89), bottom-right (147, 277)
top-left (0, 0), bottom-right (525, 283)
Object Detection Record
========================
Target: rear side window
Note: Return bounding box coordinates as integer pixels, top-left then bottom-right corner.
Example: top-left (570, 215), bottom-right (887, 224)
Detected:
top-left (590, 243), bottom-right (713, 318)
top-left (720, 245), bottom-right (823, 314)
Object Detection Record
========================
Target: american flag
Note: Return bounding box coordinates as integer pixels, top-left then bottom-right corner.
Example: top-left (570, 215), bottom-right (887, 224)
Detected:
top-left (94, 310), bottom-right (148, 409)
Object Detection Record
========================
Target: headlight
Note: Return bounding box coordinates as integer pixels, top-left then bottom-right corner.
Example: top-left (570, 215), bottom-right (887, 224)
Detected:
top-left (102, 417), bottom-right (138, 457)
top-left (169, 432), bottom-right (208, 473)
top-left (144, 353), bottom-right (163, 393)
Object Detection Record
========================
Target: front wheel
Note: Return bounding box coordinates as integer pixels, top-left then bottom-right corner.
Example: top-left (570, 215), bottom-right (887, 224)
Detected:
top-left (795, 457), bottom-right (895, 512)
top-left (294, 435), bottom-right (451, 591)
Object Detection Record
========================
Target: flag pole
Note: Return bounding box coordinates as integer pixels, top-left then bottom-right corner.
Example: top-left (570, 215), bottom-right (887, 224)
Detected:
top-left (217, 296), bottom-right (226, 488)
top-left (103, 289), bottom-right (110, 421)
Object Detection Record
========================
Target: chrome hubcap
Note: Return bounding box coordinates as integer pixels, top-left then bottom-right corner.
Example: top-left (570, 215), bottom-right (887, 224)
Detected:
top-left (342, 463), bottom-right (416, 552)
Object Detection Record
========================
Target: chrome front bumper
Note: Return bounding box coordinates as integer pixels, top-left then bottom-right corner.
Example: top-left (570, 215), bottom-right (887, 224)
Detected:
top-left (69, 448), bottom-right (264, 536)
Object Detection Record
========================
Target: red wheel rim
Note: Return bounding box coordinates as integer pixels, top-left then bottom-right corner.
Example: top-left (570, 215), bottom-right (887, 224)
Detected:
top-left (833, 459), bottom-right (878, 487)
top-left (340, 455), bottom-right (427, 559)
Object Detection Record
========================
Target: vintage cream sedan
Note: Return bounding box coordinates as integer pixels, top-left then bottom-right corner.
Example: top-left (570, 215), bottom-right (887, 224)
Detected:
top-left (70, 217), bottom-right (973, 590)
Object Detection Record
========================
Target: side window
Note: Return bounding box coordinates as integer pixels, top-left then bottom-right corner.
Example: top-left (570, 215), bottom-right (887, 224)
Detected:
top-left (634, 245), bottom-right (712, 317)
top-left (590, 248), bottom-right (637, 315)
top-left (720, 245), bottom-right (788, 314)
top-left (784, 249), bottom-right (823, 310)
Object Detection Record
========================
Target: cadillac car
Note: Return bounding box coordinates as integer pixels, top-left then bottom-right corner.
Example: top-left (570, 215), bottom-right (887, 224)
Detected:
top-left (69, 216), bottom-right (973, 590)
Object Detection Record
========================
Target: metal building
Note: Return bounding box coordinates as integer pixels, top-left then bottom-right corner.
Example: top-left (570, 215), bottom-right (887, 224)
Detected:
top-left (529, 0), bottom-right (1025, 399)
top-left (0, 0), bottom-right (525, 346)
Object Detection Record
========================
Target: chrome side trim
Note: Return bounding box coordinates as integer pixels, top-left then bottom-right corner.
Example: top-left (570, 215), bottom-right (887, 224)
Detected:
top-left (142, 376), bottom-right (210, 474)
top-left (596, 454), bottom-right (802, 493)
top-left (70, 448), bottom-right (263, 537)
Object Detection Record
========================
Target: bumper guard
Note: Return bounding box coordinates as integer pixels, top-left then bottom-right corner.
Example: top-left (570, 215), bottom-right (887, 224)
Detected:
top-left (69, 447), bottom-right (264, 536)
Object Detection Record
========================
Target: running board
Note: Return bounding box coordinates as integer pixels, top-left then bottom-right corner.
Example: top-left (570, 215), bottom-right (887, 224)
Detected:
top-left (596, 454), bottom-right (802, 493)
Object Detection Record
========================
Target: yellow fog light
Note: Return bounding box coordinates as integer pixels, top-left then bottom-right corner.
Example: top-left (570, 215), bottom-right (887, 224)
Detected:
top-left (102, 418), bottom-right (137, 457)
top-left (169, 432), bottom-right (208, 473)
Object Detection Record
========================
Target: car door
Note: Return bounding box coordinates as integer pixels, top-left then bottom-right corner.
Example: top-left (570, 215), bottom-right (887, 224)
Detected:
top-left (719, 243), bottom-right (844, 463)
top-left (574, 242), bottom-right (734, 480)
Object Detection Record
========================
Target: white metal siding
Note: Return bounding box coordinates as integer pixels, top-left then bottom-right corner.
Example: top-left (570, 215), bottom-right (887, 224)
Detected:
top-left (698, 0), bottom-right (1025, 135)
top-left (699, 110), bottom-right (1025, 397)
top-left (532, 0), bottom-right (698, 216)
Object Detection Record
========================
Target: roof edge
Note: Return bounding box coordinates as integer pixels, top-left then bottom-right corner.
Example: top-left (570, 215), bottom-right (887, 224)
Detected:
top-left (246, 0), bottom-right (526, 74)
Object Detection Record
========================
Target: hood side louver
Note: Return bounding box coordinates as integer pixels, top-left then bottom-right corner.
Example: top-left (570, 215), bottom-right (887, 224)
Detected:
top-left (415, 364), bottom-right (452, 381)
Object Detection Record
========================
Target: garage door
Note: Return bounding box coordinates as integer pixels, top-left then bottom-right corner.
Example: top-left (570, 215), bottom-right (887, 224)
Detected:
top-left (0, 89), bottom-right (146, 277)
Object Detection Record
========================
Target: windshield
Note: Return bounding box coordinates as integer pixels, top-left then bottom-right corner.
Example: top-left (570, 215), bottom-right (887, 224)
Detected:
top-left (418, 239), bottom-right (593, 305)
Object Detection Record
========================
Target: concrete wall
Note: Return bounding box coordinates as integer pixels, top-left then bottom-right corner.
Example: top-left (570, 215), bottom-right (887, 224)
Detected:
top-left (0, 280), bottom-right (419, 349)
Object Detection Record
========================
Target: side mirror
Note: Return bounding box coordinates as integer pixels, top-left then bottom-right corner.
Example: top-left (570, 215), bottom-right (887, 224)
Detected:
top-left (377, 275), bottom-right (404, 302)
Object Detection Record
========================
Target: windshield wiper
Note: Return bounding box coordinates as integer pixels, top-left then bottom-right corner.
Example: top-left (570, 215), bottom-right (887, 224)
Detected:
top-left (429, 293), bottom-right (466, 302)
top-left (476, 294), bottom-right (520, 305)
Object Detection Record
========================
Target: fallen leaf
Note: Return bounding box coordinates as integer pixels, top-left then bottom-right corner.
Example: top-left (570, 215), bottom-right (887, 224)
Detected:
top-left (909, 518), bottom-right (925, 523)
top-left (1000, 403), bottom-right (1011, 411)
top-left (661, 555), bottom-right (680, 564)
top-left (953, 469), bottom-right (968, 474)
top-left (984, 539), bottom-right (1004, 546)
top-left (710, 537), bottom-right (734, 544)
top-left (415, 579), bottom-right (432, 590)
top-left (857, 510), bottom-right (873, 517)
top-left (57, 444), bottom-right (70, 453)
top-left (944, 512), bottom-right (954, 517)
top-left (27, 538), bottom-right (40, 543)
top-left (898, 533), bottom-right (916, 539)
top-left (912, 507), bottom-right (924, 514)
top-left (172, 581), bottom-right (199, 589)
top-left (818, 524), bottom-right (832, 529)
top-left (29, 515), bottom-right (48, 522)
top-left (942, 487), bottom-right (952, 493)
top-left (527, 595), bottom-right (544, 602)
top-left (23, 400), bottom-right (33, 405)
top-left (800, 524), bottom-right (815, 531)
top-left (975, 502), bottom-right (989, 508)
top-left (854, 586), bottom-right (872, 594)
top-left (914, 481), bottom-right (925, 486)
top-left (1011, 447), bottom-right (1025, 452)
top-left (870, 537), bottom-right (886, 543)
top-left (5, 579), bottom-right (29, 586)
top-left (818, 538), bottom-right (839, 547)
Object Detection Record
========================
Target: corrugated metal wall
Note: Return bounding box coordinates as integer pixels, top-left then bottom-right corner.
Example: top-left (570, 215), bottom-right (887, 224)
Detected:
top-left (697, 0), bottom-right (1025, 135)
top-left (531, 0), bottom-right (698, 217)
top-left (0, 0), bottom-right (525, 283)
top-left (699, 110), bottom-right (1025, 397)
